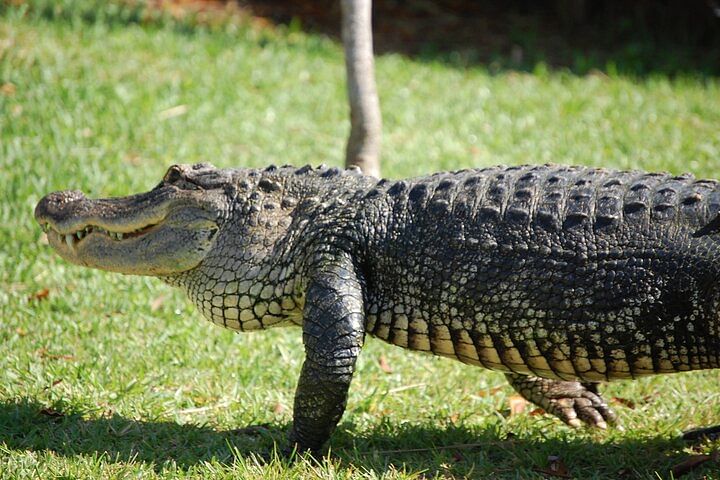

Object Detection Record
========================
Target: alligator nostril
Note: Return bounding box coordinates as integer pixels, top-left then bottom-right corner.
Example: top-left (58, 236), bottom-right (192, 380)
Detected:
top-left (35, 190), bottom-right (87, 222)
top-left (46, 190), bottom-right (85, 205)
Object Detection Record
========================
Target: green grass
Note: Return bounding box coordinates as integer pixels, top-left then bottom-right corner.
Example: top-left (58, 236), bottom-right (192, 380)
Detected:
top-left (2, 2), bottom-right (720, 478)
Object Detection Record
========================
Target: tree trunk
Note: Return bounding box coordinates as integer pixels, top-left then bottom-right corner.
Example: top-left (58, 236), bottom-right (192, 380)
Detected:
top-left (341, 0), bottom-right (382, 178)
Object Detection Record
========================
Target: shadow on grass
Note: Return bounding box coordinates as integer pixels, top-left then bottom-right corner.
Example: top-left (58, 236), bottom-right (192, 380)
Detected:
top-left (0, 398), bottom-right (287, 470)
top-left (4, 0), bottom-right (720, 77)
top-left (243, 0), bottom-right (720, 78)
top-left (1, 398), bottom-right (715, 477)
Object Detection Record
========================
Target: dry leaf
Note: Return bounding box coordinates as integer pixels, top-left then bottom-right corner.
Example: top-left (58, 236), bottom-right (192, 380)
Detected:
top-left (28, 288), bottom-right (50, 302)
top-left (1, 82), bottom-right (16, 96)
top-left (15, 327), bottom-right (27, 337)
top-left (671, 451), bottom-right (719, 477)
top-left (36, 348), bottom-right (75, 361)
top-left (641, 393), bottom-right (659, 404)
top-left (158, 104), bottom-right (188, 120)
top-left (54, 354), bottom-right (76, 361)
top-left (611, 397), bottom-right (636, 409)
top-left (43, 379), bottom-right (63, 391)
top-left (508, 394), bottom-right (528, 416)
top-left (150, 295), bottom-right (166, 312)
top-left (476, 385), bottom-right (504, 397)
top-left (378, 355), bottom-right (393, 374)
top-left (534, 455), bottom-right (572, 478)
top-left (529, 407), bottom-right (546, 416)
top-left (387, 383), bottom-right (425, 394)
top-left (98, 402), bottom-right (115, 418)
top-left (39, 407), bottom-right (64, 418)
top-left (124, 153), bottom-right (142, 166)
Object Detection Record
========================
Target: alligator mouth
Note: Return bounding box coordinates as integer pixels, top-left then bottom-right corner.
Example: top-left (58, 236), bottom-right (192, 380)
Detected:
top-left (41, 221), bottom-right (158, 249)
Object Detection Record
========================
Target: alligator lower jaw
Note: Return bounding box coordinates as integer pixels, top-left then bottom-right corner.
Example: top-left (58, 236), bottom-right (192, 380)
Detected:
top-left (42, 222), bottom-right (157, 249)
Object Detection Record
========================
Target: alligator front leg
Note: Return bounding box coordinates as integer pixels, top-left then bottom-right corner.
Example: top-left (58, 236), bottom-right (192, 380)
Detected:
top-left (505, 373), bottom-right (618, 428)
top-left (288, 258), bottom-right (365, 454)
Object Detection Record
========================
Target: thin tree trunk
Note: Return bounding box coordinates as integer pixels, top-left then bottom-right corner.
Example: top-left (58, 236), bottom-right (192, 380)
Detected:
top-left (341, 0), bottom-right (382, 178)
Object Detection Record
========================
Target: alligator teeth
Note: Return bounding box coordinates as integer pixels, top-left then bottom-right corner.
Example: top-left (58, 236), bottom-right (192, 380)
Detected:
top-left (53, 226), bottom-right (137, 244)
top-left (53, 226), bottom-right (134, 245)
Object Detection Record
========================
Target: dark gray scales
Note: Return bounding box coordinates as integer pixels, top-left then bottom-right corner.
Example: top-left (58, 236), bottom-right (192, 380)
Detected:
top-left (362, 165), bottom-right (720, 378)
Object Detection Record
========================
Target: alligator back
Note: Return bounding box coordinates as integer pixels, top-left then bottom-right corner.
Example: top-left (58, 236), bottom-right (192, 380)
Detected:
top-left (360, 165), bottom-right (720, 381)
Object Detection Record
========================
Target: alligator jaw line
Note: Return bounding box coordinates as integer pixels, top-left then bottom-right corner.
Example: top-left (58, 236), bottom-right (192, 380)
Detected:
top-left (42, 222), bottom-right (157, 249)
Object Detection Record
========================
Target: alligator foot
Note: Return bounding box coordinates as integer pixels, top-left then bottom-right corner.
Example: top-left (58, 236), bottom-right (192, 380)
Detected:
top-left (505, 373), bottom-right (618, 428)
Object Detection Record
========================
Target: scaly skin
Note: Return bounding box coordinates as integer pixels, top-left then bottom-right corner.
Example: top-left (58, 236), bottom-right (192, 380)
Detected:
top-left (35, 163), bottom-right (720, 453)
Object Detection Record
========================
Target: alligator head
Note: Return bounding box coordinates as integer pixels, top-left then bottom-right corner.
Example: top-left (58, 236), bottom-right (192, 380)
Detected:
top-left (35, 163), bottom-right (233, 276)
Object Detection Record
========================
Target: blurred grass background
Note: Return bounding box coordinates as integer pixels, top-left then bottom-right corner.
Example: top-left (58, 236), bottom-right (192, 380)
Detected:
top-left (1, 1), bottom-right (719, 478)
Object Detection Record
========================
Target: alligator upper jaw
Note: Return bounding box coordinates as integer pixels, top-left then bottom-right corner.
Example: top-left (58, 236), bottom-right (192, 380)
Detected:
top-left (35, 188), bottom-right (173, 238)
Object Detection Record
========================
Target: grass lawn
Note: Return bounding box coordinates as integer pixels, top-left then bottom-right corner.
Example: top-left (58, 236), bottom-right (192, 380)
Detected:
top-left (1, 2), bottom-right (720, 478)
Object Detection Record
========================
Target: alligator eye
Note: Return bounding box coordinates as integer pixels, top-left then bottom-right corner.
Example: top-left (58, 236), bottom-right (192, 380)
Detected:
top-left (163, 165), bottom-right (184, 184)
top-left (162, 166), bottom-right (205, 190)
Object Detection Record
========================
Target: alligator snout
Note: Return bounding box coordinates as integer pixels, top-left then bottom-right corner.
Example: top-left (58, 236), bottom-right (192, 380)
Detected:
top-left (35, 190), bottom-right (87, 228)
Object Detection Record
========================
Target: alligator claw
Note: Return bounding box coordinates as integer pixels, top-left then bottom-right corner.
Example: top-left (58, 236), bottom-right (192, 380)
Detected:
top-left (506, 374), bottom-right (619, 429)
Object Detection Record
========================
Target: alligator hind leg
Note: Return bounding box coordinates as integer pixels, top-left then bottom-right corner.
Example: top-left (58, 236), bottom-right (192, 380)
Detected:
top-left (505, 373), bottom-right (618, 428)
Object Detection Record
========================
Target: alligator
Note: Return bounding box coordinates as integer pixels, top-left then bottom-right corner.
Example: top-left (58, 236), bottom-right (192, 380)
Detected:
top-left (35, 163), bottom-right (720, 453)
